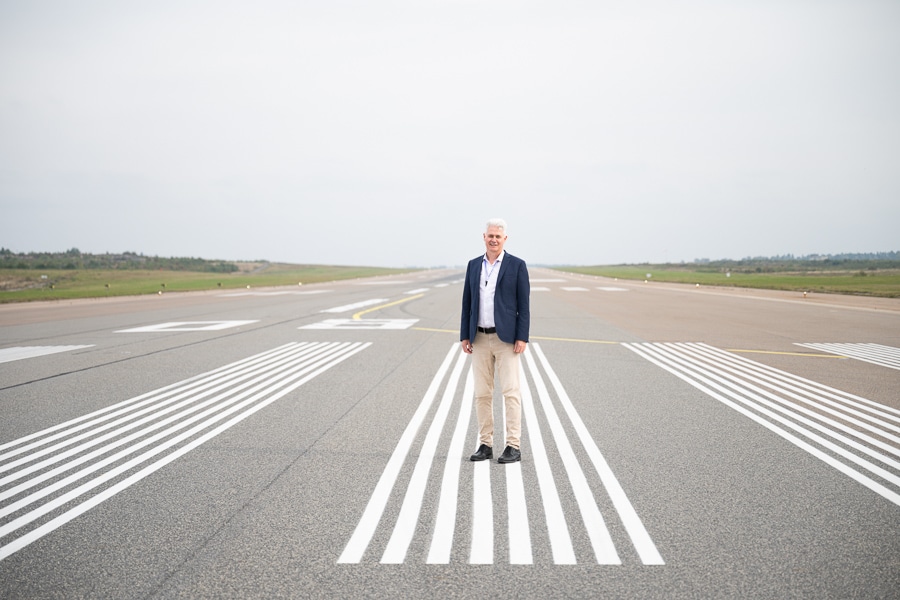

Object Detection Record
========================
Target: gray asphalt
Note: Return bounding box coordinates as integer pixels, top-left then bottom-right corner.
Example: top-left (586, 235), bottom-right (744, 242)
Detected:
top-left (0, 269), bottom-right (898, 599)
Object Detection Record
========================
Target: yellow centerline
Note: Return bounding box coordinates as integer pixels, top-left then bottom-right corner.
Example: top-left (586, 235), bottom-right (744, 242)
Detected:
top-left (353, 294), bottom-right (425, 320)
top-left (408, 327), bottom-right (844, 357)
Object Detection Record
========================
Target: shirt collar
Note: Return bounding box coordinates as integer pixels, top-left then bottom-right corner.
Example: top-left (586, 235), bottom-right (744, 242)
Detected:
top-left (483, 250), bottom-right (505, 265)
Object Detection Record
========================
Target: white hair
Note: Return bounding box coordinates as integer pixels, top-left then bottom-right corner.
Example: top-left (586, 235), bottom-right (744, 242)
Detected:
top-left (485, 218), bottom-right (508, 234)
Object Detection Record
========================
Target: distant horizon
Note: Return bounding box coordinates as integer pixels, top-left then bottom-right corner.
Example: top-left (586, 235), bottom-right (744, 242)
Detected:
top-left (2, 246), bottom-right (898, 271)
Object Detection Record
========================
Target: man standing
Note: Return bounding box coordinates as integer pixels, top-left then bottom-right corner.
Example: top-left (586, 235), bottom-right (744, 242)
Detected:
top-left (460, 218), bottom-right (530, 464)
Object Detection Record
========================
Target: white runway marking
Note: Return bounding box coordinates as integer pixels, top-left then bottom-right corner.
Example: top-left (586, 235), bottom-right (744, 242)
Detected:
top-left (405, 288), bottom-right (429, 294)
top-left (321, 299), bottom-right (388, 313)
top-left (562, 287), bottom-right (589, 292)
top-left (597, 287), bottom-right (629, 292)
top-left (625, 342), bottom-right (900, 508)
top-left (0, 342), bottom-right (370, 561)
top-left (0, 346), bottom-right (94, 364)
top-left (219, 290), bottom-right (329, 297)
top-left (300, 319), bottom-right (419, 330)
top-left (796, 343), bottom-right (900, 371)
top-left (116, 321), bottom-right (258, 333)
top-left (339, 343), bottom-right (662, 566)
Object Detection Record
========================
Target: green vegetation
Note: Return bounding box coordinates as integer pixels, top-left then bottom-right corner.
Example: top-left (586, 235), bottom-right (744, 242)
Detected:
top-left (0, 250), bottom-right (419, 303)
top-left (555, 257), bottom-right (900, 298)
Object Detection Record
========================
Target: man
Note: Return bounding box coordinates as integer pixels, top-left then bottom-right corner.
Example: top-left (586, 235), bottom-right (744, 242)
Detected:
top-left (460, 218), bottom-right (530, 464)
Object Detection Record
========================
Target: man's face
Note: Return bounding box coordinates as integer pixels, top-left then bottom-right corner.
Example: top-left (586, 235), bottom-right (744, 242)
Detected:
top-left (483, 226), bottom-right (507, 255)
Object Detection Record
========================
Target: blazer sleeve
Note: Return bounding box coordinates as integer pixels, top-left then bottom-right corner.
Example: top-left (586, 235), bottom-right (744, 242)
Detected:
top-left (460, 259), bottom-right (476, 341)
top-left (514, 259), bottom-right (530, 343)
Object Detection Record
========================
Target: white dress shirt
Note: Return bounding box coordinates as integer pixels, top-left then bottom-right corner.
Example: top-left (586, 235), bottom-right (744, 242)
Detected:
top-left (478, 251), bottom-right (504, 329)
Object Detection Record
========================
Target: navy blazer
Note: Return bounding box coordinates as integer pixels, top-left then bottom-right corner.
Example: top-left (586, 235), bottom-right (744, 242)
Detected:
top-left (460, 252), bottom-right (530, 345)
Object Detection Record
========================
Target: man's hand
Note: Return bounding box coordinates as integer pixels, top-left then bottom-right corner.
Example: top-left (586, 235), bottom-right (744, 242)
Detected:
top-left (514, 340), bottom-right (527, 354)
top-left (461, 340), bottom-right (473, 354)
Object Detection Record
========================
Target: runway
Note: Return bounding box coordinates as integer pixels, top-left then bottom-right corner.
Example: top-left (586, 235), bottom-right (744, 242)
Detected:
top-left (1, 268), bottom-right (898, 598)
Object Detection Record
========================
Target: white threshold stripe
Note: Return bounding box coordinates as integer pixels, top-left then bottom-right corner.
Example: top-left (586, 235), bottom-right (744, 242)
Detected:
top-left (677, 344), bottom-right (900, 463)
top-left (524, 349), bottom-right (619, 565)
top-left (470, 461), bottom-right (493, 564)
top-left (341, 343), bottom-right (660, 565)
top-left (0, 344), bottom-right (350, 516)
top-left (0, 343), bottom-right (362, 529)
top-left (531, 344), bottom-right (665, 566)
top-left (0, 343), bottom-right (327, 479)
top-left (0, 342), bottom-right (302, 456)
top-left (798, 342), bottom-right (900, 371)
top-left (639, 343), bottom-right (900, 488)
top-left (381, 351), bottom-right (468, 564)
top-left (0, 342), bottom-right (370, 561)
top-left (0, 345), bottom-right (94, 364)
top-left (625, 343), bottom-right (900, 508)
top-left (427, 368), bottom-right (475, 564)
top-left (337, 344), bottom-right (458, 564)
top-left (693, 343), bottom-right (900, 429)
top-left (321, 299), bottom-right (387, 313)
top-left (731, 345), bottom-right (900, 420)
top-left (505, 462), bottom-right (532, 565)
top-left (519, 360), bottom-right (576, 564)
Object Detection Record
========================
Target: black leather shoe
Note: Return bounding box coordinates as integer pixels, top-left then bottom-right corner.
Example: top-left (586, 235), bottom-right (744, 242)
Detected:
top-left (498, 446), bottom-right (521, 463)
top-left (469, 444), bottom-right (492, 461)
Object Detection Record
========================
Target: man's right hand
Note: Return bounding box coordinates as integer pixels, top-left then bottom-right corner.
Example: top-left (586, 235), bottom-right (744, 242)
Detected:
top-left (461, 340), bottom-right (473, 354)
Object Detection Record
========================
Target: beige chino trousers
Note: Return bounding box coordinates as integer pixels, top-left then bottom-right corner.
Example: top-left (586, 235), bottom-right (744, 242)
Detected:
top-left (471, 332), bottom-right (522, 450)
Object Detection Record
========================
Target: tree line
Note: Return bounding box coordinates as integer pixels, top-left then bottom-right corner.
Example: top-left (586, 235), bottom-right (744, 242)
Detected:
top-left (0, 248), bottom-right (239, 273)
top-left (688, 252), bottom-right (900, 273)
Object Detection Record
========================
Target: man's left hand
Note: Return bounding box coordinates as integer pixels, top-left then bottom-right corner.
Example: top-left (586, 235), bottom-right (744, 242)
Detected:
top-left (514, 340), bottom-right (527, 354)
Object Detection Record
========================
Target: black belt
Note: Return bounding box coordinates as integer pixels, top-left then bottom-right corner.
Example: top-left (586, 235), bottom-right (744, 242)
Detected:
top-left (477, 327), bottom-right (496, 334)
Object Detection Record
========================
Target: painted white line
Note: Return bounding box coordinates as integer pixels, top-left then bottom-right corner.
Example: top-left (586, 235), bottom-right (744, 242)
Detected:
top-left (219, 290), bottom-right (329, 297)
top-left (597, 287), bottom-right (629, 292)
top-left (406, 288), bottom-right (429, 295)
top-left (427, 368), bottom-right (475, 564)
top-left (0, 344), bottom-right (336, 514)
top-left (338, 345), bottom-right (457, 564)
top-left (116, 321), bottom-right (257, 333)
top-left (531, 279), bottom-right (566, 282)
top-left (0, 343), bottom-right (300, 455)
top-left (531, 287), bottom-right (551, 292)
top-left (532, 344), bottom-right (665, 565)
top-left (300, 319), bottom-right (419, 330)
top-left (470, 461), bottom-right (493, 564)
top-left (341, 343), bottom-right (661, 566)
top-left (0, 342), bottom-right (370, 561)
top-left (506, 462), bottom-right (533, 564)
top-left (519, 360), bottom-right (576, 564)
top-left (0, 346), bottom-right (93, 364)
top-left (797, 342), bottom-right (900, 371)
top-left (625, 343), bottom-right (900, 508)
top-left (321, 299), bottom-right (388, 313)
top-left (525, 349), bottom-right (620, 565)
top-left (0, 344), bottom-right (327, 492)
top-left (562, 287), bottom-right (589, 292)
top-left (381, 351), bottom-right (467, 564)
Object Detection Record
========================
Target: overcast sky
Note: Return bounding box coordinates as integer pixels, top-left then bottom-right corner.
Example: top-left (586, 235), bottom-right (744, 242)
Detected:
top-left (1, 1), bottom-right (898, 268)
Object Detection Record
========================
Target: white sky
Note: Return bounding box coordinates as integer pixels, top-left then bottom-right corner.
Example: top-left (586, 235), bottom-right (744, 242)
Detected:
top-left (1, 0), bottom-right (898, 268)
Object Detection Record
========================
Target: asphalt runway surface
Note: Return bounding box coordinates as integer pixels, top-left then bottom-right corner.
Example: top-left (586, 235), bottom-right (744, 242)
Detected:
top-left (1, 268), bottom-right (898, 599)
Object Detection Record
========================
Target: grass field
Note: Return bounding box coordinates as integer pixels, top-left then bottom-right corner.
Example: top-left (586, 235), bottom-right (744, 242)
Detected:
top-left (553, 265), bottom-right (900, 298)
top-left (0, 263), bottom-right (420, 303)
